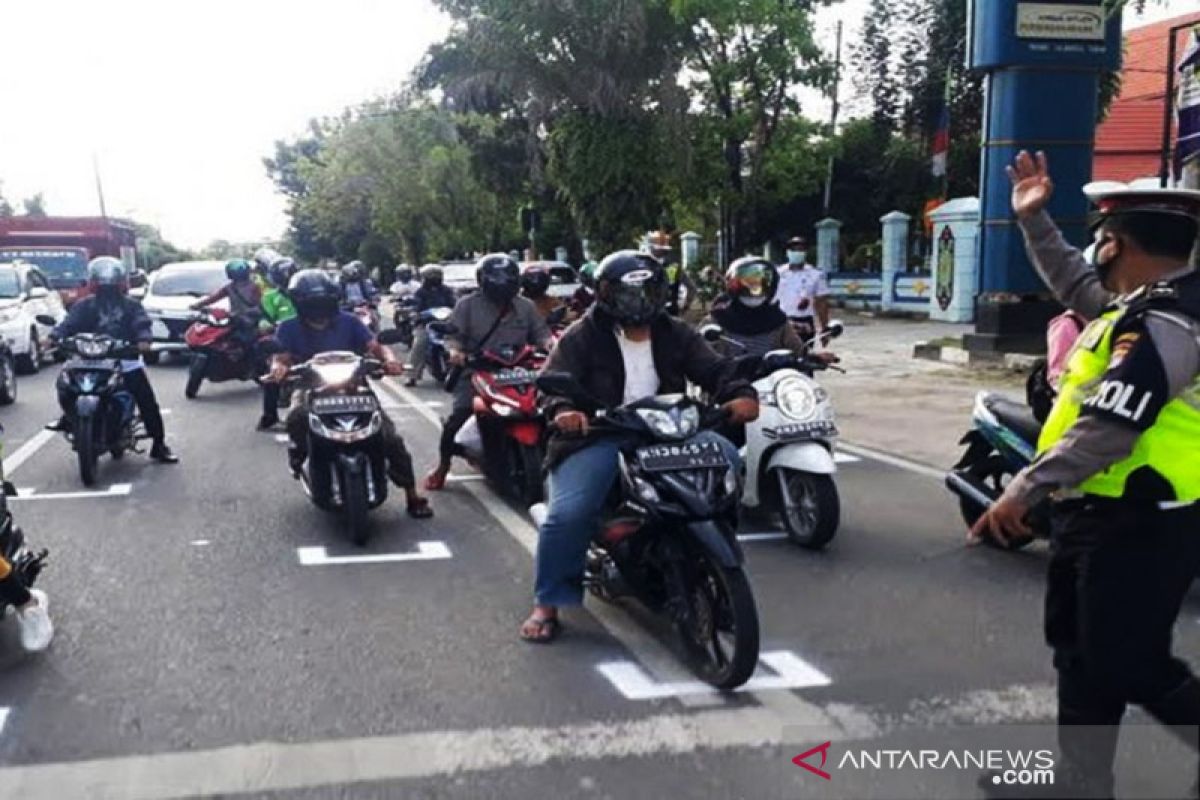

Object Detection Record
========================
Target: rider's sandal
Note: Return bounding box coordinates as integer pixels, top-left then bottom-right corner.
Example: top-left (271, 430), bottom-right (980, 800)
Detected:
top-left (520, 615), bottom-right (561, 644)
top-left (407, 498), bottom-right (434, 519)
top-left (423, 472), bottom-right (447, 492)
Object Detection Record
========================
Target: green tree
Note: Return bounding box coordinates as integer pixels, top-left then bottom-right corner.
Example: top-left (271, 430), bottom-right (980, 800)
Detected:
top-left (135, 224), bottom-right (194, 272)
top-left (22, 194), bottom-right (47, 217)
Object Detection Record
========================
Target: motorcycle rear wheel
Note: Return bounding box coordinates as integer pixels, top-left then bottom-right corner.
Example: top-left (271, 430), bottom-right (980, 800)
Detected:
top-left (76, 416), bottom-right (98, 487)
top-left (185, 355), bottom-right (206, 399)
top-left (515, 443), bottom-right (544, 506)
top-left (957, 455), bottom-right (1033, 551)
top-left (675, 549), bottom-right (760, 690)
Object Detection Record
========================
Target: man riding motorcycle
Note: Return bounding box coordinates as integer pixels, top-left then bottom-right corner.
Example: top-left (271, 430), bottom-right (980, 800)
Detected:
top-left (251, 247), bottom-right (282, 291)
top-left (256, 258), bottom-right (299, 431)
top-left (703, 257), bottom-right (809, 358)
top-left (520, 263), bottom-right (564, 321)
top-left (192, 259), bottom-right (264, 350)
top-left (423, 254), bottom-right (552, 491)
top-left (389, 265), bottom-right (420, 299)
top-left (339, 261), bottom-right (380, 308)
top-left (266, 270), bottom-right (432, 519)
top-left (406, 264), bottom-right (458, 387)
top-left (568, 261), bottom-right (597, 318)
top-left (0, 554), bottom-right (52, 652)
top-left (519, 251), bottom-right (759, 643)
top-left (48, 257), bottom-right (179, 464)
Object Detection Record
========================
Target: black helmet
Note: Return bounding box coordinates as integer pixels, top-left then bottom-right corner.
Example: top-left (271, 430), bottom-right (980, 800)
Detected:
top-left (287, 269), bottom-right (341, 323)
top-left (340, 260), bottom-right (366, 283)
top-left (520, 264), bottom-right (552, 298)
top-left (420, 264), bottom-right (444, 286)
top-left (268, 257), bottom-right (298, 289)
top-left (87, 256), bottom-right (128, 300)
top-left (724, 257), bottom-right (779, 308)
top-left (595, 251), bottom-right (669, 325)
top-left (252, 247), bottom-right (282, 275)
top-left (395, 264), bottom-right (414, 283)
top-left (475, 253), bottom-right (520, 305)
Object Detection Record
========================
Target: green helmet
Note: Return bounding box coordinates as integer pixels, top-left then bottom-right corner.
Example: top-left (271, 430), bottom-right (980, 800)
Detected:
top-left (579, 260), bottom-right (598, 289)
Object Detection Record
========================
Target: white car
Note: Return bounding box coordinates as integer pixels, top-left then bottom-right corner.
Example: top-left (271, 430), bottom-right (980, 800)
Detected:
top-left (142, 261), bottom-right (230, 364)
top-left (0, 261), bottom-right (66, 374)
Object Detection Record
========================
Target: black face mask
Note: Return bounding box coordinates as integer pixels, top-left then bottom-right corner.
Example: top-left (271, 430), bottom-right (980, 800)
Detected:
top-left (1089, 236), bottom-right (1121, 290)
top-left (95, 285), bottom-right (122, 305)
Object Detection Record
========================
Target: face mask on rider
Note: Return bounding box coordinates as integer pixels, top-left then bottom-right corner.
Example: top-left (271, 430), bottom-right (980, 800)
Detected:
top-left (1088, 234), bottom-right (1122, 291)
top-left (786, 250), bottom-right (804, 267)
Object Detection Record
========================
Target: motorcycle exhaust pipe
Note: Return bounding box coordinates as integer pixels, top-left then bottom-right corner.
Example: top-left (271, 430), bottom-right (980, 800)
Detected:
top-left (945, 470), bottom-right (998, 511)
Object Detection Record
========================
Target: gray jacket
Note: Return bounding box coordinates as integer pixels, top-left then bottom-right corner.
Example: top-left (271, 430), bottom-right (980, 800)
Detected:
top-left (446, 293), bottom-right (551, 356)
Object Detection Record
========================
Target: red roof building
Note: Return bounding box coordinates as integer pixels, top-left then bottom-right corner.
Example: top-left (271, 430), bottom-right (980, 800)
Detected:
top-left (1094, 11), bottom-right (1200, 183)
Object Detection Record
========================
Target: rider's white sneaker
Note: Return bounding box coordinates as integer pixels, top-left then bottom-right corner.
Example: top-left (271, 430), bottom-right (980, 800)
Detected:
top-left (16, 589), bottom-right (53, 652)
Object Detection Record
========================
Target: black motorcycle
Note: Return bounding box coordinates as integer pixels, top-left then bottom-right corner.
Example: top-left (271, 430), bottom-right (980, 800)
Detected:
top-left (420, 307), bottom-right (454, 383)
top-left (282, 336), bottom-right (403, 546)
top-left (0, 430), bottom-right (46, 617)
top-left (391, 296), bottom-right (418, 349)
top-left (533, 372), bottom-right (760, 689)
top-left (51, 331), bottom-right (145, 486)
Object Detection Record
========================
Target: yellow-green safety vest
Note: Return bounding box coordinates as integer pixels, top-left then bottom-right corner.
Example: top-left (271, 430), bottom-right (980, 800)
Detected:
top-left (1037, 303), bottom-right (1200, 501)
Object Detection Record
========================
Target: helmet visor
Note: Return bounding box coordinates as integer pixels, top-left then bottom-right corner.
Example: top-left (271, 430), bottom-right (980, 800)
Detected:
top-left (730, 261), bottom-right (769, 297)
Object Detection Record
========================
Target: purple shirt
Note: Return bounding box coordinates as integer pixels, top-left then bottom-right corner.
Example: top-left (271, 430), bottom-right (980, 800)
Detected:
top-left (275, 312), bottom-right (373, 362)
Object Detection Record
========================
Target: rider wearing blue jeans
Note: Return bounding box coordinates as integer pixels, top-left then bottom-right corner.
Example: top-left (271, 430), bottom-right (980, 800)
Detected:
top-left (520, 251), bottom-right (758, 643)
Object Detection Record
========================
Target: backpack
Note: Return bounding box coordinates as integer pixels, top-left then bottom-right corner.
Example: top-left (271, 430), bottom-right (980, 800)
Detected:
top-left (1026, 359), bottom-right (1055, 424)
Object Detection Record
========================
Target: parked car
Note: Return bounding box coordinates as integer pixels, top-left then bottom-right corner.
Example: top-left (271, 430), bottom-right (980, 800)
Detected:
top-left (0, 261), bottom-right (66, 374)
top-left (142, 261), bottom-right (229, 364)
top-left (441, 261), bottom-right (479, 296)
top-left (522, 261), bottom-right (579, 299)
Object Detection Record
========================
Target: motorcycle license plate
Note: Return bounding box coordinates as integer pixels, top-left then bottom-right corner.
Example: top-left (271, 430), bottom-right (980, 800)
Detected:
top-left (310, 395), bottom-right (378, 414)
top-left (636, 440), bottom-right (729, 472)
top-left (493, 368), bottom-right (534, 386)
top-left (768, 420), bottom-right (838, 441)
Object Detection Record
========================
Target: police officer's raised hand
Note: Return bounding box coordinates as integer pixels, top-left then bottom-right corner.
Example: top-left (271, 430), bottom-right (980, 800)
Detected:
top-left (554, 410), bottom-right (589, 436)
top-left (968, 493), bottom-right (1033, 547)
top-left (1006, 150), bottom-right (1054, 219)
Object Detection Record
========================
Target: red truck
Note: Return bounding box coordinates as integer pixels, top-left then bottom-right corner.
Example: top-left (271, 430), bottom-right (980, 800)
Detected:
top-left (0, 217), bottom-right (139, 306)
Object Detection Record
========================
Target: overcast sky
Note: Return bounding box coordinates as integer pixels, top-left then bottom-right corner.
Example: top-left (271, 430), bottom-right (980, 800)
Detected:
top-left (0, 0), bottom-right (1194, 250)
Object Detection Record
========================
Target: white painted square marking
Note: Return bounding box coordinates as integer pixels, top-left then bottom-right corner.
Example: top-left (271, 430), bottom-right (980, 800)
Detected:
top-left (296, 541), bottom-right (452, 566)
top-left (737, 531), bottom-right (788, 543)
top-left (190, 539), bottom-right (211, 547)
top-left (274, 434), bottom-right (290, 444)
top-left (833, 452), bottom-right (860, 464)
top-left (0, 707), bottom-right (8, 736)
top-left (13, 483), bottom-right (133, 501)
top-left (446, 474), bottom-right (486, 483)
top-left (596, 650), bottom-right (831, 700)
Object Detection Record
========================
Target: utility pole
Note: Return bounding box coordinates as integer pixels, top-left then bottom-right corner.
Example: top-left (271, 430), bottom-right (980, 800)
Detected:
top-left (93, 153), bottom-right (109, 219)
top-left (822, 20), bottom-right (844, 215)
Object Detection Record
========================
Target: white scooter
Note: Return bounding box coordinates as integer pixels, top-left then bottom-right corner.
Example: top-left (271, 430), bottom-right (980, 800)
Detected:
top-left (702, 322), bottom-right (844, 549)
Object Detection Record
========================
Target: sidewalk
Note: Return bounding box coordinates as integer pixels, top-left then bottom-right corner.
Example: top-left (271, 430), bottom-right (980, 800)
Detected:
top-left (820, 312), bottom-right (1027, 470)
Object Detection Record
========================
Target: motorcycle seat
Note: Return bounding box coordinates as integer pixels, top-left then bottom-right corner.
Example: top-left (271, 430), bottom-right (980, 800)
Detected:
top-left (982, 395), bottom-right (1043, 446)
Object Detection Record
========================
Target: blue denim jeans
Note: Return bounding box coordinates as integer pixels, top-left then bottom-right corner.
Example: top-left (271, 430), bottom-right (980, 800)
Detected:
top-left (533, 430), bottom-right (740, 607)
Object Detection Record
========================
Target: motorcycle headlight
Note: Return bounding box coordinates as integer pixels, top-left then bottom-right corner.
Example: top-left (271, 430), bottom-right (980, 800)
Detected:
top-left (312, 362), bottom-right (358, 387)
top-left (776, 377), bottom-right (817, 421)
top-left (635, 406), bottom-right (700, 440)
top-left (76, 338), bottom-right (111, 358)
top-left (678, 406), bottom-right (700, 438)
top-left (723, 465), bottom-right (739, 496)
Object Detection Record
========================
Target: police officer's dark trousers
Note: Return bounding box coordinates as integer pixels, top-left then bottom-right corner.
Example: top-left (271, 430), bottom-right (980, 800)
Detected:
top-left (1047, 499), bottom-right (1200, 794)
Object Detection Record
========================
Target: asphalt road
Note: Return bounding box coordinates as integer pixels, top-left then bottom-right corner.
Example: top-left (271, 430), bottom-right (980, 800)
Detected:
top-left (0, 350), bottom-right (1195, 799)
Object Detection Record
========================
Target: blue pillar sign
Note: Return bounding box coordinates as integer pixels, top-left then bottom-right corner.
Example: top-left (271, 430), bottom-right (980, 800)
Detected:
top-left (966, 0), bottom-right (1121, 351)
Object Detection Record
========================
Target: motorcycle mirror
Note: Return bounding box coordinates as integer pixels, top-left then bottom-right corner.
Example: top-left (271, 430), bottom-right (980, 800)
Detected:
top-left (536, 371), bottom-right (585, 401)
top-left (700, 324), bottom-right (723, 343)
top-left (376, 329), bottom-right (405, 345)
top-left (35, 314), bottom-right (57, 327)
top-left (824, 320), bottom-right (845, 340)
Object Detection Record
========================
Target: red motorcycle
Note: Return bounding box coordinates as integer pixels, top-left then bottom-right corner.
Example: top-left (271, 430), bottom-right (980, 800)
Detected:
top-left (458, 344), bottom-right (548, 505)
top-left (183, 308), bottom-right (266, 399)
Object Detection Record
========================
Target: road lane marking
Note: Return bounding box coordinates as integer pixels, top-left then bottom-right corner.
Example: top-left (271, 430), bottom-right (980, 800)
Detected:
top-left (13, 483), bottom-right (132, 501)
top-left (836, 441), bottom-right (944, 480)
top-left (445, 474), bottom-right (485, 483)
top-left (737, 531), bottom-right (788, 543)
top-left (190, 539), bottom-right (211, 547)
top-left (2, 430), bottom-right (56, 476)
top-left (296, 542), bottom-right (452, 566)
top-left (597, 650), bottom-right (832, 701)
top-left (274, 434), bottom-right (290, 444)
top-left (0, 707), bottom-right (8, 737)
top-left (0, 706), bottom-right (821, 800)
top-left (0, 682), bottom-right (1057, 799)
top-left (833, 452), bottom-right (860, 464)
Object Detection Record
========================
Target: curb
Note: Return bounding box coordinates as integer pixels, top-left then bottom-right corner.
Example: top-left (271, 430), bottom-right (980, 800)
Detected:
top-left (912, 341), bottom-right (1040, 372)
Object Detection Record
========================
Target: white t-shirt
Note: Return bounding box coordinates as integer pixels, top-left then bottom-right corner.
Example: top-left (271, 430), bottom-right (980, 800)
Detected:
top-left (390, 279), bottom-right (420, 297)
top-left (776, 264), bottom-right (829, 320)
top-left (616, 330), bottom-right (659, 405)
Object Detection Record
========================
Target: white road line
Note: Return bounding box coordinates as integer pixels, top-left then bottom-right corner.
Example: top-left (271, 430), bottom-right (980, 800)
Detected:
top-left (274, 434), bottom-right (290, 444)
top-left (13, 483), bottom-right (133, 501)
top-left (0, 706), bottom-right (813, 800)
top-left (737, 531), bottom-right (788, 543)
top-left (0, 707), bottom-right (8, 737)
top-left (2, 430), bottom-right (55, 476)
top-left (833, 452), bottom-right (860, 464)
top-left (597, 650), bottom-right (832, 701)
top-left (296, 542), bottom-right (452, 566)
top-left (445, 473), bottom-right (485, 483)
top-left (377, 379), bottom-right (808, 709)
top-left (190, 539), bottom-right (211, 547)
top-left (836, 441), bottom-right (945, 480)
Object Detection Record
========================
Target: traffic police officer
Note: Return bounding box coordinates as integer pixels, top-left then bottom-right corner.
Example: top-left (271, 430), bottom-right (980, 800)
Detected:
top-left (975, 150), bottom-right (1200, 796)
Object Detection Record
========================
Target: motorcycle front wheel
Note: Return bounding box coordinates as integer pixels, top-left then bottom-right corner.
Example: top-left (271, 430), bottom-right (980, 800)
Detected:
top-left (514, 443), bottom-right (544, 506)
top-left (341, 467), bottom-right (371, 547)
top-left (185, 354), bottom-right (207, 399)
top-left (675, 548), bottom-right (760, 690)
top-left (76, 416), bottom-right (98, 487)
top-left (778, 470), bottom-right (840, 550)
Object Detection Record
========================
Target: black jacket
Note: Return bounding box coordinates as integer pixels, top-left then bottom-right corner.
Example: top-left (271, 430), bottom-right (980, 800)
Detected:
top-left (53, 295), bottom-right (152, 344)
top-left (414, 285), bottom-right (457, 312)
top-left (539, 307), bottom-right (756, 467)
